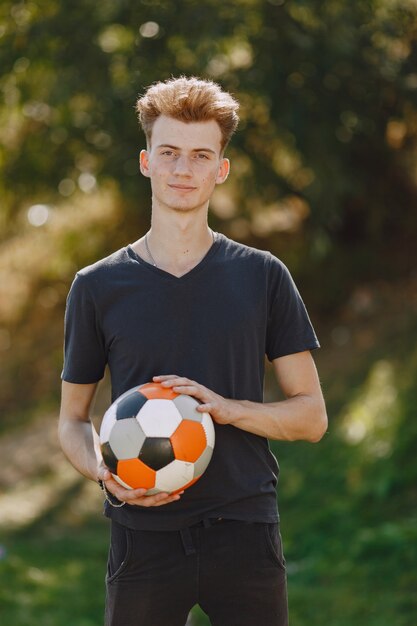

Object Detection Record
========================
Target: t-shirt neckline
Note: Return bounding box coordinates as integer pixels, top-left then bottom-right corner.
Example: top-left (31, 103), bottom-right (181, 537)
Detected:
top-left (126, 232), bottom-right (223, 282)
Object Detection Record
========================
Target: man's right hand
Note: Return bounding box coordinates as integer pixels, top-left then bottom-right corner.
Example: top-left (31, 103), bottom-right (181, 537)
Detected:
top-left (97, 465), bottom-right (183, 507)
top-left (59, 381), bottom-right (183, 508)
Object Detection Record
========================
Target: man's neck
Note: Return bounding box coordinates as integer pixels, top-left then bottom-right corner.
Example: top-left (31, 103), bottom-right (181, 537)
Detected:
top-left (131, 210), bottom-right (215, 277)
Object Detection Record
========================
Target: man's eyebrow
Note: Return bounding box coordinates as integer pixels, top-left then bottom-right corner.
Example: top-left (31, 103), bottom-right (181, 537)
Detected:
top-left (156, 144), bottom-right (216, 154)
top-left (156, 144), bottom-right (178, 150)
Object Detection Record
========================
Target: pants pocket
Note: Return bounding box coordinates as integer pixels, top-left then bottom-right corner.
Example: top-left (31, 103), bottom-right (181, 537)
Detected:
top-left (263, 523), bottom-right (286, 572)
top-left (107, 521), bottom-right (133, 584)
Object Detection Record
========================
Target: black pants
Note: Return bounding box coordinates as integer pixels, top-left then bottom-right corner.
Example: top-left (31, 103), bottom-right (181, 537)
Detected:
top-left (105, 519), bottom-right (288, 626)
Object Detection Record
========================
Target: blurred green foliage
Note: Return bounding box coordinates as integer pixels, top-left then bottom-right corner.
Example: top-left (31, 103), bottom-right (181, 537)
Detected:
top-left (1, 0), bottom-right (417, 294)
top-left (1, 0), bottom-right (417, 624)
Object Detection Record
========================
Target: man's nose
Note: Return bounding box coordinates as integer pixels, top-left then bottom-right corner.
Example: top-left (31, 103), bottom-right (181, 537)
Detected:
top-left (173, 155), bottom-right (192, 175)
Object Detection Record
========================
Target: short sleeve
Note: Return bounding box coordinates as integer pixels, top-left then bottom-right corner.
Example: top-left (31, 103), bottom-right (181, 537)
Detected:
top-left (265, 255), bottom-right (320, 361)
top-left (61, 273), bottom-right (107, 383)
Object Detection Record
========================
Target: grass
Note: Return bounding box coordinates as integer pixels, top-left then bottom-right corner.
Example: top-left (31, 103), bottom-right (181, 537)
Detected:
top-left (0, 518), bottom-right (109, 626)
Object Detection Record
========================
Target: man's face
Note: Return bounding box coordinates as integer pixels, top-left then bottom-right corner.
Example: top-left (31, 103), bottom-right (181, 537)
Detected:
top-left (140, 115), bottom-right (229, 214)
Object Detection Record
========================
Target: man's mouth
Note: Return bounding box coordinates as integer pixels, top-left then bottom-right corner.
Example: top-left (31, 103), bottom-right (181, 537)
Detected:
top-left (168, 184), bottom-right (196, 191)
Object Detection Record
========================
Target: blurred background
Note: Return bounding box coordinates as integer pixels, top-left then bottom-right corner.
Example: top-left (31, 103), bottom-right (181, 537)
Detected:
top-left (0, 0), bottom-right (416, 624)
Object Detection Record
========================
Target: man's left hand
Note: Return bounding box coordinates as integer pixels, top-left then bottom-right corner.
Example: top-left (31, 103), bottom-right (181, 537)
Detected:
top-left (153, 375), bottom-right (242, 426)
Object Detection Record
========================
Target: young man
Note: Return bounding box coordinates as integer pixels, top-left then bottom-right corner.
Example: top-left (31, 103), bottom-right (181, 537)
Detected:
top-left (59, 76), bottom-right (327, 626)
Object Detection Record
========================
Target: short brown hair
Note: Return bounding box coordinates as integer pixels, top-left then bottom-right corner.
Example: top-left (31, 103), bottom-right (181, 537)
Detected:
top-left (136, 76), bottom-right (239, 151)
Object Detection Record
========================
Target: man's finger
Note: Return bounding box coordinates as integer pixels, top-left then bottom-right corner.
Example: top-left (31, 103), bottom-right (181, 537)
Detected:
top-left (159, 377), bottom-right (195, 387)
top-left (153, 374), bottom-right (179, 381)
top-left (129, 492), bottom-right (182, 507)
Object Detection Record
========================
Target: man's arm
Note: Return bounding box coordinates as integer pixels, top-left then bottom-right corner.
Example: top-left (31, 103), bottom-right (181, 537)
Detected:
top-left (154, 350), bottom-right (328, 442)
top-left (59, 381), bottom-right (102, 480)
top-left (58, 380), bottom-right (183, 506)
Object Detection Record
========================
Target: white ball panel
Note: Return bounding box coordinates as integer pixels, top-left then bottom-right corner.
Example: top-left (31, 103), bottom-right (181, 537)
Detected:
top-left (193, 445), bottom-right (214, 479)
top-left (201, 413), bottom-right (215, 448)
top-left (155, 459), bottom-right (194, 493)
top-left (173, 395), bottom-right (202, 422)
top-left (145, 487), bottom-right (163, 496)
top-left (113, 473), bottom-right (132, 490)
top-left (137, 399), bottom-right (182, 437)
top-left (99, 404), bottom-right (117, 443)
top-left (108, 418), bottom-right (146, 459)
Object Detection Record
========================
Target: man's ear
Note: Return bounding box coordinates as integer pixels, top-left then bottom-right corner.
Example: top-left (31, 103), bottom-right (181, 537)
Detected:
top-left (139, 149), bottom-right (150, 177)
top-left (216, 158), bottom-right (230, 185)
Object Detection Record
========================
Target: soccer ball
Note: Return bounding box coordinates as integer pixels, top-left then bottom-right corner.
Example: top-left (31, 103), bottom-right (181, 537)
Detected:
top-left (99, 382), bottom-right (215, 495)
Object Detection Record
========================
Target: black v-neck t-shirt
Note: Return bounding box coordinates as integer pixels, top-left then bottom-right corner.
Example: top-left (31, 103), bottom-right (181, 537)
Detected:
top-left (62, 233), bottom-right (319, 530)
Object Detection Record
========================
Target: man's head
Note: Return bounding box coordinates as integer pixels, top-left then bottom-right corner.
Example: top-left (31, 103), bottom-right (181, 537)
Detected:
top-left (136, 76), bottom-right (239, 153)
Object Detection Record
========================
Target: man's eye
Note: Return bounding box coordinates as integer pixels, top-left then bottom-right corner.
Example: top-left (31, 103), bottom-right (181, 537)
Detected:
top-left (162, 150), bottom-right (174, 156)
top-left (196, 153), bottom-right (209, 159)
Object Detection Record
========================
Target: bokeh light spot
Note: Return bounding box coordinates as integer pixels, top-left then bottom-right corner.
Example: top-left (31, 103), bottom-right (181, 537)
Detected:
top-left (139, 22), bottom-right (159, 38)
top-left (27, 204), bottom-right (50, 227)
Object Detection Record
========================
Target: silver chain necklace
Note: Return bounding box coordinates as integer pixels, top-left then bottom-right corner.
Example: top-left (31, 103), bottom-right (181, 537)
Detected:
top-left (144, 233), bottom-right (158, 267)
top-left (144, 230), bottom-right (215, 269)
